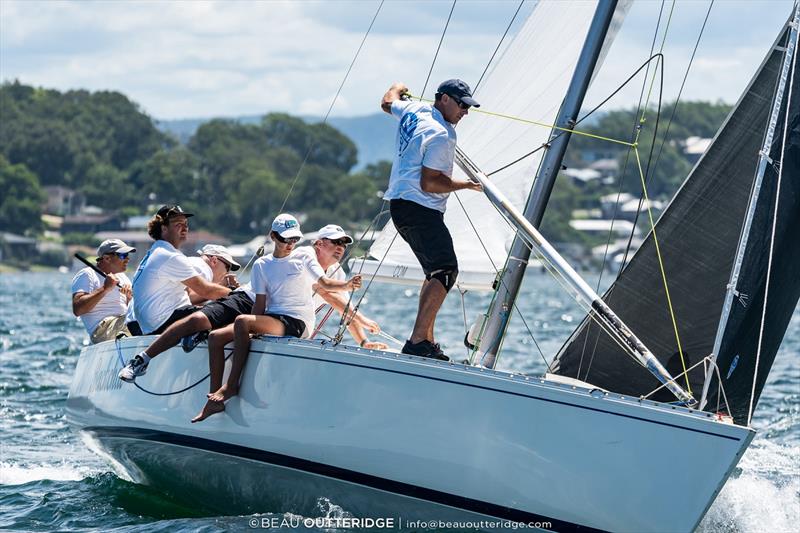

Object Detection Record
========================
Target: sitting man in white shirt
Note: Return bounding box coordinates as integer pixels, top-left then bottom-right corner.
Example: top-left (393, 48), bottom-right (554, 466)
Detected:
top-left (119, 204), bottom-right (231, 381)
top-left (71, 238), bottom-right (135, 343)
top-left (305, 224), bottom-right (387, 350)
top-left (186, 244), bottom-right (241, 303)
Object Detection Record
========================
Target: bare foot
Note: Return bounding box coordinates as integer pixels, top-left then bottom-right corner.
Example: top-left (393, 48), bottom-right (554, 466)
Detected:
top-left (362, 341), bottom-right (389, 350)
top-left (191, 400), bottom-right (225, 423)
top-left (207, 384), bottom-right (239, 402)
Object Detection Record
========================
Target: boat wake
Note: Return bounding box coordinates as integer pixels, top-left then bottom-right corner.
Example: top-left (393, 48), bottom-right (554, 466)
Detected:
top-left (700, 440), bottom-right (800, 532)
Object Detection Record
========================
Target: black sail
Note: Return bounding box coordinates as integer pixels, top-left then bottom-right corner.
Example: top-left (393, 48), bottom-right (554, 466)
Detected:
top-left (551, 21), bottom-right (799, 425)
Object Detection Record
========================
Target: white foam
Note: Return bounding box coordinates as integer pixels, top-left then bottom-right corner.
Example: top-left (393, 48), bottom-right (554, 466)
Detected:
top-left (0, 461), bottom-right (89, 485)
top-left (701, 440), bottom-right (800, 532)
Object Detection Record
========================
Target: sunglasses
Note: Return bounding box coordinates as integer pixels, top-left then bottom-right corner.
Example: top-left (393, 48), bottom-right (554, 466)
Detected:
top-left (451, 96), bottom-right (471, 110)
top-left (115, 252), bottom-right (129, 260)
top-left (326, 238), bottom-right (350, 247)
top-left (275, 234), bottom-right (301, 245)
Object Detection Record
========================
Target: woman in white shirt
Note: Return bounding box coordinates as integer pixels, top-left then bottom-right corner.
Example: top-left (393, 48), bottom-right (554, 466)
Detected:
top-left (197, 214), bottom-right (360, 420)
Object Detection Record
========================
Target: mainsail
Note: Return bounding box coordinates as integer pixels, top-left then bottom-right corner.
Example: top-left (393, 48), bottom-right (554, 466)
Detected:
top-left (552, 18), bottom-right (800, 425)
top-left (363, 1), bottom-right (625, 290)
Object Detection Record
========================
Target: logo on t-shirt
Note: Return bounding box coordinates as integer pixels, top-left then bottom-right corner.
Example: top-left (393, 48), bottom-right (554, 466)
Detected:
top-left (398, 112), bottom-right (418, 156)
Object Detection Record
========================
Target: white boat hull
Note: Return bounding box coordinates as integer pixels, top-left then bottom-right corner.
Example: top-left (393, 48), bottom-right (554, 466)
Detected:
top-left (67, 337), bottom-right (753, 532)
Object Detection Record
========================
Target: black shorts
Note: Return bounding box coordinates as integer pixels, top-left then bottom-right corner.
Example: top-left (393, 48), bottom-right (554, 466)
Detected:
top-left (152, 306), bottom-right (200, 335)
top-left (390, 198), bottom-right (458, 276)
top-left (266, 313), bottom-right (306, 338)
top-left (200, 291), bottom-right (254, 329)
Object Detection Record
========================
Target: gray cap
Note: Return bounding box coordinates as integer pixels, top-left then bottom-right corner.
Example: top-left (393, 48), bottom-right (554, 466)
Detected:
top-left (97, 238), bottom-right (136, 256)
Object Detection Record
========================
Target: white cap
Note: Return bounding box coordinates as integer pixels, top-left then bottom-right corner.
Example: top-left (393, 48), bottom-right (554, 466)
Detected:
top-left (316, 224), bottom-right (353, 244)
top-left (271, 213), bottom-right (303, 239)
top-left (197, 244), bottom-right (241, 271)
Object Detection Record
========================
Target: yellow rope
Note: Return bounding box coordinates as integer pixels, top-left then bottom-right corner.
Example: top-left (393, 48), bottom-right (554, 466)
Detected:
top-left (633, 147), bottom-right (690, 392)
top-left (406, 93), bottom-right (636, 147)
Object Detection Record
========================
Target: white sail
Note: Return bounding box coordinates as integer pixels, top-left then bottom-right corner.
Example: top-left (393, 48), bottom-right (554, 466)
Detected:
top-left (363, 0), bottom-right (621, 290)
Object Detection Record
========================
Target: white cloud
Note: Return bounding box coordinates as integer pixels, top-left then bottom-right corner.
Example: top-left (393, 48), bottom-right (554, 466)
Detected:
top-left (1, 0), bottom-right (795, 119)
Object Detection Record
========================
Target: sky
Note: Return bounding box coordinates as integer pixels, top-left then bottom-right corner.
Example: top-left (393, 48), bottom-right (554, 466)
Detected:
top-left (0, 0), bottom-right (796, 120)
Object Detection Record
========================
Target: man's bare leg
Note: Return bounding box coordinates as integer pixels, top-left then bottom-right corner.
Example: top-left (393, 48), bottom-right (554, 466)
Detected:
top-left (208, 315), bottom-right (285, 402)
top-left (191, 324), bottom-right (235, 423)
top-left (409, 279), bottom-right (447, 344)
top-left (144, 312), bottom-right (212, 358)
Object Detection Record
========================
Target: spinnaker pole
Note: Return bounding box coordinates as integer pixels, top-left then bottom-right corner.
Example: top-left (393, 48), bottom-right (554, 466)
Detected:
top-left (477, 0), bottom-right (618, 367)
top-left (456, 148), bottom-right (696, 405)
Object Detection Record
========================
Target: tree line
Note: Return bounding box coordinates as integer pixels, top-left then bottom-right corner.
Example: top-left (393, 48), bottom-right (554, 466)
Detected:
top-left (1, 80), bottom-right (732, 248)
top-left (0, 81), bottom-right (389, 240)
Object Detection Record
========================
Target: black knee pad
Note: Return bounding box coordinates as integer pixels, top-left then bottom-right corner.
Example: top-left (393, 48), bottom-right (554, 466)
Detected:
top-left (427, 268), bottom-right (458, 292)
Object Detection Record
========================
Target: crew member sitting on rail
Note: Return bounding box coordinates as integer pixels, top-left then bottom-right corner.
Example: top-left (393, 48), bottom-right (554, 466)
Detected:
top-left (118, 205), bottom-right (231, 381)
top-left (71, 238), bottom-right (135, 343)
top-left (197, 214), bottom-right (361, 420)
top-left (190, 222), bottom-right (384, 423)
top-left (306, 224), bottom-right (387, 350)
top-left (186, 244), bottom-right (241, 303)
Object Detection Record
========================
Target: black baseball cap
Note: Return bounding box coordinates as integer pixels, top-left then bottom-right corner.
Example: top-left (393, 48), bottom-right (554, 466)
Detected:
top-left (156, 204), bottom-right (194, 219)
top-left (437, 79), bottom-right (480, 107)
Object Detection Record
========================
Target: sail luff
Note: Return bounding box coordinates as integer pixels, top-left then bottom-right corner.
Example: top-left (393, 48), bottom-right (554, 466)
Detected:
top-left (477, 0), bottom-right (621, 367)
top-left (700, 4), bottom-right (800, 411)
top-left (456, 147), bottom-right (695, 405)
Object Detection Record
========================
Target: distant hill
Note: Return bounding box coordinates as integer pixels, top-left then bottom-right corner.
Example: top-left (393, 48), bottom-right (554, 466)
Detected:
top-left (157, 113), bottom-right (396, 169)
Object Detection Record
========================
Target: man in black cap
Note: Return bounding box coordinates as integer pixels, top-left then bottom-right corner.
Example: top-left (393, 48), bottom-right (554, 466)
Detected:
top-left (380, 79), bottom-right (482, 360)
top-left (120, 204), bottom-right (231, 381)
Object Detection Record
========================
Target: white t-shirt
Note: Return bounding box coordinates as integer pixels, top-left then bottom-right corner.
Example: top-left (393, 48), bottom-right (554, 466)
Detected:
top-left (131, 240), bottom-right (199, 334)
top-left (250, 248), bottom-right (326, 337)
top-left (290, 247), bottom-right (346, 310)
top-left (71, 268), bottom-right (131, 334)
top-left (187, 256), bottom-right (213, 282)
top-left (384, 99), bottom-right (457, 213)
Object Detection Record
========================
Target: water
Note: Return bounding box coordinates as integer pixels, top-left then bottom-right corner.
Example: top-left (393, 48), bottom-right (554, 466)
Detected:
top-left (1, 272), bottom-right (797, 532)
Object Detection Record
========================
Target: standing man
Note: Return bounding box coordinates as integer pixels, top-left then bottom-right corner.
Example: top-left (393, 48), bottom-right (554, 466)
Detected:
top-left (119, 204), bottom-right (231, 381)
top-left (71, 239), bottom-right (135, 343)
top-left (381, 79), bottom-right (482, 360)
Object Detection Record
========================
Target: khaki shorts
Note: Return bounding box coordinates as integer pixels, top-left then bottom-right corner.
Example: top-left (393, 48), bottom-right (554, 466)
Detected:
top-left (90, 314), bottom-right (130, 344)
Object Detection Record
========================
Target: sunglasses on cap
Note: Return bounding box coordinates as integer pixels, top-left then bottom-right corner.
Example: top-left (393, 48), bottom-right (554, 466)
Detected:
top-left (275, 234), bottom-right (300, 245)
top-left (325, 238), bottom-right (350, 247)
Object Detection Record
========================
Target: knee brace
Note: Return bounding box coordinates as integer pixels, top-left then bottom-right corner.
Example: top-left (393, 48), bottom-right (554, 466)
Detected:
top-left (427, 268), bottom-right (458, 293)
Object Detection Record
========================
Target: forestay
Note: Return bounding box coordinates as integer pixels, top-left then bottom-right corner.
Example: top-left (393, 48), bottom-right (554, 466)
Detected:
top-left (363, 0), bottom-right (618, 290)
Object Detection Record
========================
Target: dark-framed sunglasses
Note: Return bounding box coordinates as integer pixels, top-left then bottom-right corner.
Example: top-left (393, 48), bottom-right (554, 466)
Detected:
top-left (325, 238), bottom-right (350, 247)
top-left (217, 258), bottom-right (232, 272)
top-left (115, 252), bottom-right (130, 260)
top-left (451, 96), bottom-right (471, 110)
top-left (275, 234), bottom-right (300, 245)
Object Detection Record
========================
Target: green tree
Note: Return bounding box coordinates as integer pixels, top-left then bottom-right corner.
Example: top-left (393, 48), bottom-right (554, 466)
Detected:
top-left (0, 156), bottom-right (45, 234)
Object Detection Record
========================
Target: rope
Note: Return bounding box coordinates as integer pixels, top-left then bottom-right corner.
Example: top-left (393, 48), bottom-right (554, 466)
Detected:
top-left (420, 0), bottom-right (457, 100)
top-left (749, 23), bottom-right (797, 424)
top-left (277, 0), bottom-right (384, 214)
top-left (115, 338), bottom-right (230, 397)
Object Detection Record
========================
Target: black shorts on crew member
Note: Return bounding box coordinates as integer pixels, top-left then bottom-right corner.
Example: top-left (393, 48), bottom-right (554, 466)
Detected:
top-left (265, 313), bottom-right (306, 338)
top-left (151, 305), bottom-right (200, 335)
top-left (390, 198), bottom-right (458, 285)
top-left (200, 291), bottom-right (255, 330)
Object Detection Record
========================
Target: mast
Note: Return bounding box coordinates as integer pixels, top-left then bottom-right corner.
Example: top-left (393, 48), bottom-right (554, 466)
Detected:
top-left (456, 148), bottom-right (695, 405)
top-left (699, 4), bottom-right (800, 411)
top-left (478, 0), bottom-right (619, 367)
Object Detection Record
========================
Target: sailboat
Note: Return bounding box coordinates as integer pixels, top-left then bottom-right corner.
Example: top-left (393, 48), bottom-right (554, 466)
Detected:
top-left (66, 1), bottom-right (800, 531)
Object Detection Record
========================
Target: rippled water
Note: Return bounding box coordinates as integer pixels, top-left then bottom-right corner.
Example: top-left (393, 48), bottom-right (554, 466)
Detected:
top-left (1, 272), bottom-right (797, 532)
